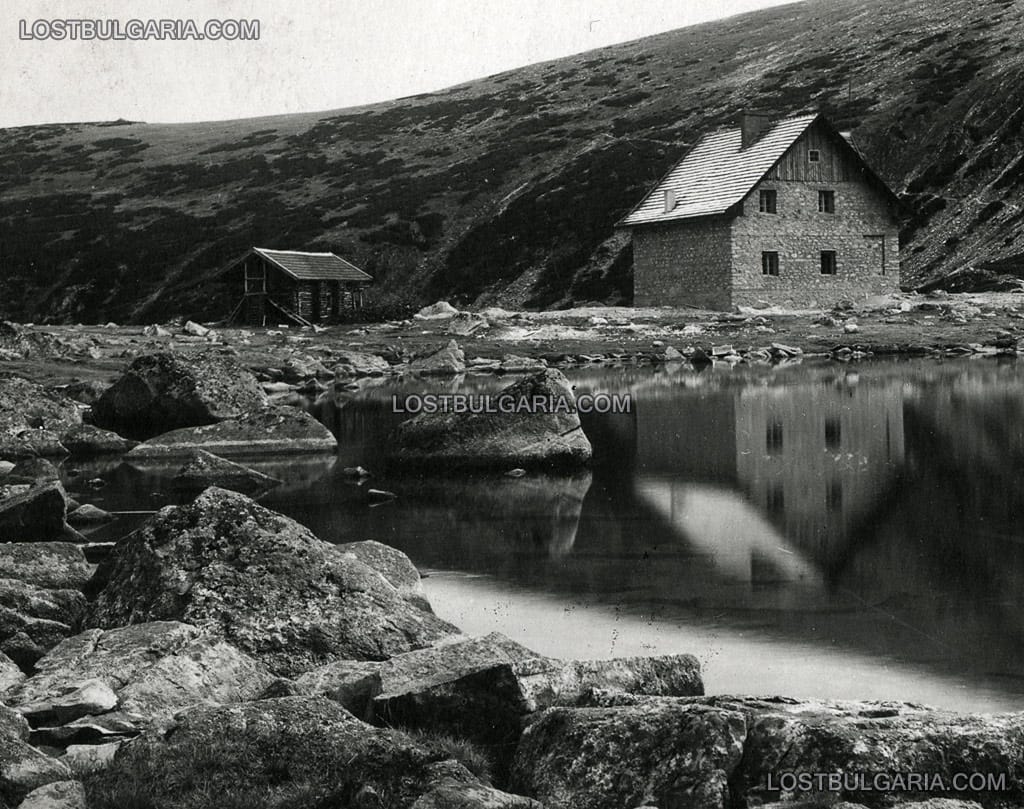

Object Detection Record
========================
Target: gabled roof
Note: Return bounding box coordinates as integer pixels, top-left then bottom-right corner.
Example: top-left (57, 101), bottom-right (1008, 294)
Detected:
top-left (618, 112), bottom-right (896, 227)
top-left (225, 247), bottom-right (373, 283)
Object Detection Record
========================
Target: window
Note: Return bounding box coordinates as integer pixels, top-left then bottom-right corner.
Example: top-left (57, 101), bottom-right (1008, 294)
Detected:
top-left (758, 189), bottom-right (777, 214)
top-left (820, 250), bottom-right (837, 275)
top-left (762, 251), bottom-right (779, 276)
top-left (766, 420), bottom-right (784, 453)
top-left (808, 149), bottom-right (821, 163)
top-left (818, 190), bottom-right (835, 213)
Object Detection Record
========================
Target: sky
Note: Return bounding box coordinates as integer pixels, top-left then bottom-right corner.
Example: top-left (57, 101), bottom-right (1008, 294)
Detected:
top-left (0, 0), bottom-right (797, 128)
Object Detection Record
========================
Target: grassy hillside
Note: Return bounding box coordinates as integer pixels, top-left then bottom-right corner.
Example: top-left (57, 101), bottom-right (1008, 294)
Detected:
top-left (1, 0), bottom-right (1023, 323)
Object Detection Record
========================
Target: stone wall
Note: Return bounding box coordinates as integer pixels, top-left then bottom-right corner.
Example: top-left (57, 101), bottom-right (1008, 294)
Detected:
top-left (730, 177), bottom-right (900, 308)
top-left (631, 219), bottom-right (732, 309)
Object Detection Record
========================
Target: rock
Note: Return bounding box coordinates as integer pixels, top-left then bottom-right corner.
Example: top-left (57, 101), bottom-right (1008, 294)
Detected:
top-left (0, 543), bottom-right (95, 590)
top-left (711, 344), bottom-right (735, 357)
top-left (281, 353), bottom-right (332, 381)
top-left (0, 378), bottom-right (81, 461)
top-left (5, 622), bottom-right (273, 728)
top-left (338, 540), bottom-right (423, 595)
top-left (844, 321), bottom-right (861, 333)
top-left (0, 579), bottom-right (87, 668)
top-left (409, 340), bottom-right (467, 375)
top-left (90, 352), bottom-right (268, 439)
top-left (18, 779), bottom-right (87, 809)
top-left (414, 301), bottom-right (459, 319)
top-left (91, 696), bottom-right (537, 808)
top-left (0, 461), bottom-right (13, 476)
top-left (0, 732), bottom-right (71, 806)
top-left (5, 458), bottom-right (60, 485)
top-left (663, 345), bottom-right (685, 361)
top-left (171, 450), bottom-right (282, 496)
top-left (505, 468), bottom-right (527, 478)
top-left (448, 312), bottom-right (489, 336)
top-left (770, 342), bottom-right (803, 357)
top-left (142, 324), bottom-right (172, 338)
top-left (87, 489), bottom-right (459, 676)
top-left (59, 424), bottom-right (137, 456)
top-left (388, 369), bottom-right (592, 470)
top-left (332, 349), bottom-right (391, 377)
top-left (61, 741), bottom-right (121, 772)
top-left (124, 405), bottom-right (336, 459)
top-left (499, 354), bottom-right (547, 373)
top-left (182, 320), bottom-right (209, 337)
top-left (66, 504), bottom-right (112, 525)
top-left (0, 482), bottom-right (83, 542)
top-left (0, 649), bottom-right (24, 693)
top-left (341, 465), bottom-right (371, 479)
top-left (59, 381), bottom-right (109, 407)
top-left (1, 703), bottom-right (30, 739)
top-left (510, 700), bottom-right (746, 809)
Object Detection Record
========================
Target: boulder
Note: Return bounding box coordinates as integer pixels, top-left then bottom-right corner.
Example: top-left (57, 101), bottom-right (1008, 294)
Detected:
top-left (61, 741), bottom-right (121, 772)
top-left (5, 458), bottom-right (60, 485)
top-left (123, 405), bottom-right (336, 459)
top-left (0, 543), bottom-right (95, 590)
top-left (0, 482), bottom-right (83, 542)
top-left (409, 339), bottom-right (466, 375)
top-left (59, 424), bottom-right (137, 456)
top-left (182, 320), bottom-right (209, 337)
top-left (90, 352), bottom-right (268, 439)
top-left (58, 381), bottom-right (110, 407)
top-left (332, 349), bottom-right (391, 377)
top-left (388, 370), bottom-right (592, 470)
top-left (415, 301), bottom-right (459, 319)
top-left (0, 648), bottom-right (23, 693)
top-left (281, 353), bottom-right (332, 381)
top-left (1, 704), bottom-right (29, 739)
top-left (0, 579), bottom-right (87, 668)
top-left (66, 504), bottom-right (113, 525)
top-left (0, 732), bottom-right (70, 806)
top-left (499, 354), bottom-right (547, 373)
top-left (87, 489), bottom-right (459, 676)
top-left (448, 312), bottom-right (489, 336)
top-left (171, 450), bottom-right (282, 496)
top-left (4, 622), bottom-right (273, 729)
top-left (0, 378), bottom-right (81, 460)
top-left (337, 539), bottom-right (424, 596)
top-left (91, 696), bottom-right (537, 808)
top-left (18, 780), bottom-right (87, 809)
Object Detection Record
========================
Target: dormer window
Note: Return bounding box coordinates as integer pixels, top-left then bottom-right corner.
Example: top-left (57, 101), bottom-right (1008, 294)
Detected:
top-left (808, 149), bottom-right (821, 163)
top-left (758, 189), bottom-right (777, 214)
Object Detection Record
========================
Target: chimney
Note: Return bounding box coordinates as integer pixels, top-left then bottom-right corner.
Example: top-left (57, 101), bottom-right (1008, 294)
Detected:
top-left (664, 188), bottom-right (677, 213)
top-left (740, 110), bottom-right (772, 148)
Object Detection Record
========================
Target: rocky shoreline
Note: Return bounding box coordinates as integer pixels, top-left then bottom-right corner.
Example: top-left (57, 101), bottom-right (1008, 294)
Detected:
top-left (1, 315), bottom-right (1024, 808)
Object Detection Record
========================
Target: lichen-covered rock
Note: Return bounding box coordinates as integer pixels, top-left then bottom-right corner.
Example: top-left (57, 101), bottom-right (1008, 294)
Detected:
top-left (0, 483), bottom-right (83, 543)
top-left (123, 405), bottom-right (337, 459)
top-left (338, 539), bottom-right (426, 602)
top-left (90, 352), bottom-right (268, 439)
top-left (0, 377), bottom-right (81, 461)
top-left (4, 622), bottom-right (273, 728)
top-left (88, 696), bottom-right (538, 809)
top-left (0, 579), bottom-right (87, 668)
top-left (0, 543), bottom-right (95, 590)
top-left (59, 424), bottom-right (137, 456)
top-left (66, 504), bottom-right (112, 525)
top-left (510, 700), bottom-right (747, 809)
top-left (87, 489), bottom-right (458, 675)
top-left (18, 779), bottom-right (87, 809)
top-left (0, 648), bottom-right (23, 693)
top-left (332, 349), bottom-right (391, 377)
top-left (4, 458), bottom-right (60, 485)
top-left (0, 730), bottom-right (71, 806)
top-left (388, 369), bottom-right (592, 470)
top-left (171, 449), bottom-right (282, 495)
top-left (408, 340), bottom-right (466, 375)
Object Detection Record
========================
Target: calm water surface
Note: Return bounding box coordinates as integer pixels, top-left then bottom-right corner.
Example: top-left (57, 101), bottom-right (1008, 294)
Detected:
top-left (78, 359), bottom-right (1024, 713)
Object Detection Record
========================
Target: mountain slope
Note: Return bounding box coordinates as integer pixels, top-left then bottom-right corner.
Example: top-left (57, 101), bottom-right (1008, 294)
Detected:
top-left (1, 0), bottom-right (1023, 323)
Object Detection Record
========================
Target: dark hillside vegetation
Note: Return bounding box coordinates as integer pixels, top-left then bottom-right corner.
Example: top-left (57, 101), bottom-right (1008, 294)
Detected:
top-left (1, 0), bottom-right (1023, 322)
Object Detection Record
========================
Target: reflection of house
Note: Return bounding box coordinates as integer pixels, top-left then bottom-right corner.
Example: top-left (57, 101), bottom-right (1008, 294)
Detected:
top-left (618, 111), bottom-right (902, 309)
top-left (221, 247), bottom-right (372, 326)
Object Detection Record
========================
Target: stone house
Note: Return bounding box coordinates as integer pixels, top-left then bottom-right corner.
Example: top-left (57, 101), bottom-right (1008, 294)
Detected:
top-left (220, 247), bottom-right (373, 326)
top-left (618, 111), bottom-right (902, 309)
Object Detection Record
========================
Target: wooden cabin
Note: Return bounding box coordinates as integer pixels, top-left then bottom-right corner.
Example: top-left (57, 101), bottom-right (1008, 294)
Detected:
top-left (618, 111), bottom-right (902, 310)
top-left (222, 247), bottom-right (373, 326)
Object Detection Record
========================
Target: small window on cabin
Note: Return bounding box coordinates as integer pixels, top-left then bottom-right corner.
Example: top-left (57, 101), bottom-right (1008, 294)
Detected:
top-left (818, 190), bottom-right (835, 213)
top-left (762, 251), bottom-right (779, 276)
top-left (808, 149), bottom-right (821, 163)
top-left (758, 189), bottom-right (777, 214)
top-left (820, 250), bottom-right (837, 275)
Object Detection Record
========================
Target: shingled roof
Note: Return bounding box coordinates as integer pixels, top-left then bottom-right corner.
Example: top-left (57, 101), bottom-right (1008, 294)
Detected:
top-left (619, 113), bottom-right (822, 227)
top-left (251, 248), bottom-right (372, 283)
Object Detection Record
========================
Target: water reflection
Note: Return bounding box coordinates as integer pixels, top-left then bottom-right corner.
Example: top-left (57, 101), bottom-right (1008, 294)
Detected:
top-left (65, 361), bottom-right (1024, 709)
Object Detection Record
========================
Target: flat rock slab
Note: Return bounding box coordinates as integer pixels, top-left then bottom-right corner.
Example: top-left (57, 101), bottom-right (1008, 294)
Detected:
top-left (87, 488), bottom-right (458, 676)
top-left (171, 449), bottom-right (282, 495)
top-left (90, 352), bottom-right (268, 439)
top-left (4, 621), bottom-right (273, 729)
top-left (388, 369), bottom-right (592, 470)
top-left (124, 405), bottom-right (337, 459)
top-left (0, 543), bottom-right (95, 590)
top-left (94, 696), bottom-right (538, 809)
top-left (59, 424), bottom-right (137, 456)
